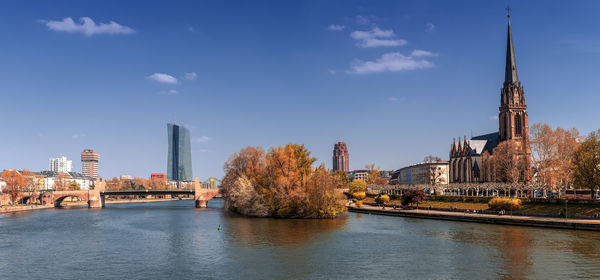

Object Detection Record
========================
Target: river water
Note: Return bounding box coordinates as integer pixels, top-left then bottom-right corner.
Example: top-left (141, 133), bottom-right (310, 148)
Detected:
top-left (1, 199), bottom-right (599, 279)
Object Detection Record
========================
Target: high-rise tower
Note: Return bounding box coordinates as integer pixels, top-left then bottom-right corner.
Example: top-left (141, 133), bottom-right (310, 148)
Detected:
top-left (333, 142), bottom-right (349, 172)
top-left (81, 149), bottom-right (100, 178)
top-left (167, 123), bottom-right (193, 182)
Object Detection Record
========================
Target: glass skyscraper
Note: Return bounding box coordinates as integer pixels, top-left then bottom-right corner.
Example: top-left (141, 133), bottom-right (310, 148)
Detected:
top-left (167, 123), bottom-right (193, 181)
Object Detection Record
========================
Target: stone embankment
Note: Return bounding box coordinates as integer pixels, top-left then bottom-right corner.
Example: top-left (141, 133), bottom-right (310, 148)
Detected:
top-left (349, 204), bottom-right (600, 231)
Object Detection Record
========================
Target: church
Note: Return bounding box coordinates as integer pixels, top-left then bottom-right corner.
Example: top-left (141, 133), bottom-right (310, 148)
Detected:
top-left (449, 14), bottom-right (531, 183)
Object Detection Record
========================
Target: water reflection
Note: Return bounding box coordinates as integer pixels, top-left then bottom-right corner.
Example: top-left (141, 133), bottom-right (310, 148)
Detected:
top-left (222, 212), bottom-right (348, 247)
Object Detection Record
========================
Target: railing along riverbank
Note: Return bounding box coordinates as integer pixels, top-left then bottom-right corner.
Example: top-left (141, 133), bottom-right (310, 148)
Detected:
top-left (348, 204), bottom-right (600, 231)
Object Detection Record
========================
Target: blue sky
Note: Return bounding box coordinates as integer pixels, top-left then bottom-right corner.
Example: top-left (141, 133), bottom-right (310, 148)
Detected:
top-left (2, 0), bottom-right (600, 179)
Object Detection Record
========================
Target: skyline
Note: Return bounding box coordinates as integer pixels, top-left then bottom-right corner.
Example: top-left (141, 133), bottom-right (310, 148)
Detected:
top-left (2, 1), bottom-right (600, 179)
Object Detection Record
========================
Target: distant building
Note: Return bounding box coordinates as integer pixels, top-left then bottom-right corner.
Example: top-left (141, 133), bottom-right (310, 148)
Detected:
top-left (348, 170), bottom-right (368, 182)
top-left (332, 142), bottom-right (349, 172)
top-left (81, 149), bottom-right (100, 179)
top-left (49, 156), bottom-right (72, 172)
top-left (167, 123), bottom-right (193, 181)
top-left (39, 171), bottom-right (95, 190)
top-left (379, 170), bottom-right (393, 179)
top-left (151, 173), bottom-right (167, 182)
top-left (120, 175), bottom-right (134, 180)
top-left (389, 161), bottom-right (449, 185)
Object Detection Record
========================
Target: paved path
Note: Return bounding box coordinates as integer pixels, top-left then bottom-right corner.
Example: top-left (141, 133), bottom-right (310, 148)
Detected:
top-left (350, 203), bottom-right (600, 231)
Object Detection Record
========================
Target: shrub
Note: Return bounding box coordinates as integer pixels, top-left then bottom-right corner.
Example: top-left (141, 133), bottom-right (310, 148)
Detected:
top-left (401, 190), bottom-right (426, 207)
top-left (355, 200), bottom-right (363, 208)
top-left (349, 180), bottom-right (367, 194)
top-left (353, 192), bottom-right (366, 200)
top-left (375, 194), bottom-right (390, 205)
top-left (488, 197), bottom-right (522, 211)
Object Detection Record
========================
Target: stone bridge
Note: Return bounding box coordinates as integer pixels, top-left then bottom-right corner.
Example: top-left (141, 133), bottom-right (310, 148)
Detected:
top-left (19, 178), bottom-right (220, 209)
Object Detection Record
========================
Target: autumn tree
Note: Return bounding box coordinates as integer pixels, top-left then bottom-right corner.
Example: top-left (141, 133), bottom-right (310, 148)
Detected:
top-left (530, 123), bottom-right (580, 192)
top-left (365, 163), bottom-right (381, 184)
top-left (332, 170), bottom-right (350, 188)
top-left (373, 177), bottom-right (389, 185)
top-left (401, 190), bottom-right (426, 208)
top-left (349, 179), bottom-right (367, 194)
top-left (70, 181), bottom-right (81, 191)
top-left (220, 144), bottom-right (345, 218)
top-left (572, 131), bottom-right (600, 199)
top-left (424, 155), bottom-right (442, 163)
top-left (492, 141), bottom-right (530, 183)
top-left (53, 172), bottom-right (70, 191)
top-left (1, 170), bottom-right (26, 205)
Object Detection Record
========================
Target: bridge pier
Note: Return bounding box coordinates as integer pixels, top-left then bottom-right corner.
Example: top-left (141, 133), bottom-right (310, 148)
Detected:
top-left (195, 199), bottom-right (208, 208)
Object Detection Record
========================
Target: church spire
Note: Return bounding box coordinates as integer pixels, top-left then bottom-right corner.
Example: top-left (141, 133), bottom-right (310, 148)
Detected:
top-left (504, 9), bottom-right (519, 85)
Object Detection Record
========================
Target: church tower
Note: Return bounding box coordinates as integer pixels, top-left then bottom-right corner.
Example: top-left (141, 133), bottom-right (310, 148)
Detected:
top-left (498, 14), bottom-right (529, 142)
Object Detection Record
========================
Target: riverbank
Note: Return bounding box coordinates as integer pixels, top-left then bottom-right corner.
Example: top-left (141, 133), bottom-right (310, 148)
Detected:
top-left (349, 204), bottom-right (600, 231)
top-left (0, 197), bottom-right (194, 213)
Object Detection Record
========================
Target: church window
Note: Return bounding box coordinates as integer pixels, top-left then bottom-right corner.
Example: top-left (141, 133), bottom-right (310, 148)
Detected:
top-left (515, 114), bottom-right (522, 137)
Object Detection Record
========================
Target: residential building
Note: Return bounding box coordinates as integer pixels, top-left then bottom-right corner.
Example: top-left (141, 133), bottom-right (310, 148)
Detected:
top-left (81, 149), bottom-right (100, 179)
top-left (49, 156), bottom-right (72, 172)
top-left (167, 123), bottom-right (193, 182)
top-left (348, 170), bottom-right (368, 182)
top-left (151, 173), bottom-right (167, 182)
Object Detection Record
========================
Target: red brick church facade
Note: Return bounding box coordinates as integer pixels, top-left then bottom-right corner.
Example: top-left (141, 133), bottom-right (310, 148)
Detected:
top-left (450, 15), bottom-right (531, 183)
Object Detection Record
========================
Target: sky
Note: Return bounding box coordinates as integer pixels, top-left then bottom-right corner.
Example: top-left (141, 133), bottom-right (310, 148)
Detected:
top-left (2, 0), bottom-right (600, 180)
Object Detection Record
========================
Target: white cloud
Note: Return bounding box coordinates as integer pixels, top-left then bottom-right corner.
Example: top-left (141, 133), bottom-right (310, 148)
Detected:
top-left (184, 72), bottom-right (197, 80)
top-left (72, 133), bottom-right (86, 139)
top-left (43, 17), bottom-right (135, 36)
top-left (147, 73), bottom-right (178, 84)
top-left (355, 15), bottom-right (377, 25)
top-left (410, 49), bottom-right (438, 57)
top-left (199, 149), bottom-right (210, 153)
top-left (328, 69), bottom-right (337, 75)
top-left (193, 136), bottom-right (213, 143)
top-left (168, 89), bottom-right (178, 94)
top-left (426, 23), bottom-right (435, 33)
top-left (188, 26), bottom-right (195, 32)
top-left (388, 97), bottom-right (400, 102)
top-left (350, 27), bottom-right (407, 48)
top-left (328, 24), bottom-right (345, 31)
top-left (490, 115), bottom-right (499, 120)
top-left (349, 51), bottom-right (436, 74)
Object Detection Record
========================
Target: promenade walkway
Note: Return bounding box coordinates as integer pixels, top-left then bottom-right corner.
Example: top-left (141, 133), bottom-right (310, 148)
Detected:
top-left (349, 203), bottom-right (600, 231)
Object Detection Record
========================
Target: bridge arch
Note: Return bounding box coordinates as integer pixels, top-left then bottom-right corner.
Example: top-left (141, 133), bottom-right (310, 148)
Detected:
top-left (54, 193), bottom-right (89, 207)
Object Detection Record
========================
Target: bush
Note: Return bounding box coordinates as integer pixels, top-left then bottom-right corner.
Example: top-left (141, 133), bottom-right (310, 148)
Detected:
top-left (402, 190), bottom-right (426, 206)
top-left (355, 200), bottom-right (363, 208)
top-left (375, 194), bottom-right (390, 205)
top-left (488, 197), bottom-right (522, 211)
top-left (353, 192), bottom-right (366, 200)
top-left (349, 180), bottom-right (367, 194)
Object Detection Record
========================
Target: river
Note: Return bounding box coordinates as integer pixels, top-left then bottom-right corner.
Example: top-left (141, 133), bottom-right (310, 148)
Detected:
top-left (1, 199), bottom-right (599, 279)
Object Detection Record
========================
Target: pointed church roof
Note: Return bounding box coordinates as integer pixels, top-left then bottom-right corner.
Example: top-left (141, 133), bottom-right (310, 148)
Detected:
top-left (504, 17), bottom-right (519, 85)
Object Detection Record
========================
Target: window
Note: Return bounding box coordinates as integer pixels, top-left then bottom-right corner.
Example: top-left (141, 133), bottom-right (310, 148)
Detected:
top-left (515, 114), bottom-right (522, 137)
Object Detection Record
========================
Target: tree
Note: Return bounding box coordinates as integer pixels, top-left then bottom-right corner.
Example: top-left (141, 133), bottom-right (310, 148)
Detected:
top-left (53, 172), bottom-right (70, 191)
top-left (332, 170), bottom-right (350, 188)
top-left (220, 144), bottom-right (345, 218)
top-left (375, 194), bottom-right (390, 205)
top-left (373, 177), bottom-right (389, 185)
top-left (365, 163), bottom-right (381, 184)
top-left (401, 190), bottom-right (426, 208)
top-left (1, 170), bottom-right (26, 205)
top-left (349, 179), bottom-right (367, 194)
top-left (493, 141), bottom-right (530, 183)
top-left (531, 123), bottom-right (580, 192)
top-left (572, 131), bottom-right (600, 199)
top-left (423, 155), bottom-right (441, 163)
top-left (70, 181), bottom-right (81, 191)
top-left (427, 165), bottom-right (445, 185)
